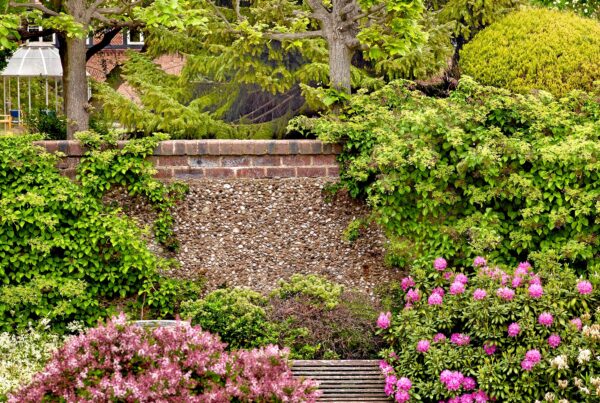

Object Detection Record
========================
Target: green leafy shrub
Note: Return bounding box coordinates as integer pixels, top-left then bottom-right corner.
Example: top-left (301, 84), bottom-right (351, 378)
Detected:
top-left (76, 131), bottom-right (188, 250)
top-left (378, 257), bottom-right (599, 402)
top-left (181, 288), bottom-right (277, 349)
top-left (296, 78), bottom-right (600, 270)
top-left (0, 134), bottom-right (180, 331)
top-left (181, 275), bottom-right (382, 358)
top-left (23, 109), bottom-right (67, 140)
top-left (461, 9), bottom-right (600, 96)
top-left (275, 274), bottom-right (343, 309)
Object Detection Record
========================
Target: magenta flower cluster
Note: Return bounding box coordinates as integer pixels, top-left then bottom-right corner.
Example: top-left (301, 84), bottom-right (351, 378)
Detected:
top-left (450, 333), bottom-right (470, 346)
top-left (384, 372), bottom-right (413, 402)
top-left (12, 314), bottom-right (320, 402)
top-left (507, 322), bottom-right (521, 337)
top-left (401, 276), bottom-right (415, 291)
top-left (434, 257), bottom-right (448, 271)
top-left (496, 287), bottom-right (515, 300)
top-left (443, 390), bottom-right (490, 403)
top-left (548, 333), bottom-right (561, 348)
top-left (483, 343), bottom-right (497, 355)
top-left (417, 339), bottom-right (431, 353)
top-left (377, 312), bottom-right (392, 329)
top-left (473, 289), bottom-right (487, 300)
top-left (521, 349), bottom-right (542, 371)
top-left (473, 256), bottom-right (487, 267)
top-left (577, 280), bottom-right (593, 295)
top-left (538, 312), bottom-right (554, 327)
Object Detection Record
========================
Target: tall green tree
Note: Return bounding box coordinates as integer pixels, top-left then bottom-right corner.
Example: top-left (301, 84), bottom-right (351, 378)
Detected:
top-left (0, 0), bottom-right (167, 138)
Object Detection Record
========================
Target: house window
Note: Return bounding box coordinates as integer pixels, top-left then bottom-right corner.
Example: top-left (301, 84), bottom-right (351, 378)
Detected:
top-left (27, 26), bottom-right (55, 44)
top-left (127, 29), bottom-right (144, 45)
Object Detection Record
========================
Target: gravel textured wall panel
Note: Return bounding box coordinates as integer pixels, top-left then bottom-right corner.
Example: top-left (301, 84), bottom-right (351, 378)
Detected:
top-left (34, 140), bottom-right (341, 179)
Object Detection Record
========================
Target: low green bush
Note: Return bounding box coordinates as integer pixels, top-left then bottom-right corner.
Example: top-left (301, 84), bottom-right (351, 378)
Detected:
top-left (275, 274), bottom-right (343, 309)
top-left (461, 9), bottom-right (600, 96)
top-left (182, 276), bottom-right (383, 358)
top-left (294, 78), bottom-right (600, 271)
top-left (181, 288), bottom-right (277, 349)
top-left (378, 257), bottom-right (599, 401)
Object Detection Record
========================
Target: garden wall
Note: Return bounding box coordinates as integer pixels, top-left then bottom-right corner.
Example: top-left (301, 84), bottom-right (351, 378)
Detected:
top-left (35, 140), bottom-right (341, 179)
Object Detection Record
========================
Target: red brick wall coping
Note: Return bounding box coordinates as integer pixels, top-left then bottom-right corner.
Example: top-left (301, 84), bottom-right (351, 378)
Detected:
top-left (35, 140), bottom-right (342, 179)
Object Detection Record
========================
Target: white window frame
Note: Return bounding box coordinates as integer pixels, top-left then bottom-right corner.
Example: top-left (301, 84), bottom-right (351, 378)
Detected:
top-left (27, 25), bottom-right (55, 44)
top-left (127, 29), bottom-right (144, 45)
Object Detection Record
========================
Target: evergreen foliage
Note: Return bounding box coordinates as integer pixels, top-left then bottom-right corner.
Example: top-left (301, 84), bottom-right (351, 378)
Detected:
top-left (461, 8), bottom-right (600, 96)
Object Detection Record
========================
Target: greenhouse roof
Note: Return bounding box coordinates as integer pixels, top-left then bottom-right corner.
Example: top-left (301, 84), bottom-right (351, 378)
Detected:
top-left (1, 43), bottom-right (62, 78)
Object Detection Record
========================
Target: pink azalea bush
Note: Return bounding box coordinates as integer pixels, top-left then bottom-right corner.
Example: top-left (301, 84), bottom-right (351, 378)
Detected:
top-left (11, 314), bottom-right (320, 402)
top-left (377, 257), bottom-right (599, 402)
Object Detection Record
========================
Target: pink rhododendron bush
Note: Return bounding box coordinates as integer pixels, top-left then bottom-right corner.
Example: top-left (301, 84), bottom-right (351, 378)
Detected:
top-left (377, 258), bottom-right (599, 402)
top-left (11, 314), bottom-right (320, 402)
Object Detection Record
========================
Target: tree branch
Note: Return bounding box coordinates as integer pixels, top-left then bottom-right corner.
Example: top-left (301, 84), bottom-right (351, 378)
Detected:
top-left (263, 30), bottom-right (324, 41)
top-left (96, 0), bottom-right (144, 15)
top-left (9, 1), bottom-right (59, 16)
top-left (15, 27), bottom-right (55, 40)
top-left (305, 0), bottom-right (330, 21)
top-left (206, 0), bottom-right (233, 30)
top-left (351, 3), bottom-right (386, 22)
top-left (86, 26), bottom-right (130, 60)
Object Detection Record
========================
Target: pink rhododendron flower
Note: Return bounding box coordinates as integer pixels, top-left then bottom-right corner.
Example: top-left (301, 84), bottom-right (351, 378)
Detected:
top-left (434, 257), bottom-right (448, 271)
top-left (428, 293), bottom-right (443, 306)
top-left (441, 371), bottom-right (465, 391)
top-left (577, 280), bottom-right (593, 295)
top-left (377, 312), bottom-right (392, 329)
top-left (472, 390), bottom-right (490, 403)
top-left (529, 275), bottom-right (542, 286)
top-left (473, 256), bottom-right (486, 267)
top-left (406, 289), bottom-right (421, 303)
top-left (473, 289), bottom-right (487, 300)
top-left (417, 340), bottom-right (431, 353)
top-left (440, 370), bottom-right (453, 384)
top-left (433, 333), bottom-right (447, 342)
top-left (444, 271), bottom-right (454, 280)
top-left (500, 274), bottom-right (511, 286)
top-left (514, 267), bottom-right (529, 277)
top-left (385, 375), bottom-right (397, 396)
top-left (521, 359), bottom-right (535, 371)
top-left (508, 322), bottom-right (521, 337)
top-left (548, 334), bottom-right (561, 348)
top-left (538, 312), bottom-right (554, 327)
top-left (570, 317), bottom-right (583, 331)
top-left (450, 333), bottom-right (470, 346)
top-left (380, 361), bottom-right (394, 376)
top-left (395, 390), bottom-right (410, 402)
top-left (450, 282), bottom-right (465, 295)
top-left (525, 349), bottom-right (541, 364)
top-left (512, 276), bottom-right (523, 288)
top-left (401, 276), bottom-right (415, 291)
top-left (462, 377), bottom-right (477, 391)
top-left (396, 377), bottom-right (412, 391)
top-left (518, 261), bottom-right (532, 271)
top-left (455, 274), bottom-right (469, 284)
top-left (483, 343), bottom-right (496, 355)
top-left (432, 287), bottom-right (445, 296)
top-left (528, 284), bottom-right (543, 298)
top-left (460, 394), bottom-right (474, 403)
top-left (496, 287), bottom-right (515, 300)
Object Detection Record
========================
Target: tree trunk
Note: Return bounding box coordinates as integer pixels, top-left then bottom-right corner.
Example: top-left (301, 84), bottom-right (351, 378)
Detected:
top-left (61, 35), bottom-right (89, 139)
top-left (328, 39), bottom-right (353, 93)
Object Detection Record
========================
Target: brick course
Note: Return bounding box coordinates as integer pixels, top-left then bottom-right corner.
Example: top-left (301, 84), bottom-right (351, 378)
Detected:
top-left (34, 140), bottom-right (341, 179)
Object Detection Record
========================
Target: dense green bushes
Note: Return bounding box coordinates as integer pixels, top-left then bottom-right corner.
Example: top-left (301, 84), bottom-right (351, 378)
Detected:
top-left (461, 9), bottom-right (600, 96)
top-left (0, 134), bottom-right (184, 331)
top-left (295, 78), bottom-right (600, 270)
top-left (181, 275), bottom-right (383, 359)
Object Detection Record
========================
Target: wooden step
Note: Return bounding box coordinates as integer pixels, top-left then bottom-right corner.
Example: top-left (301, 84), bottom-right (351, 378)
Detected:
top-left (292, 360), bottom-right (388, 402)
